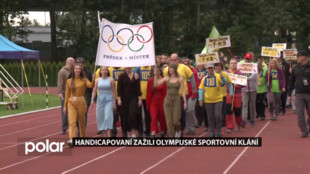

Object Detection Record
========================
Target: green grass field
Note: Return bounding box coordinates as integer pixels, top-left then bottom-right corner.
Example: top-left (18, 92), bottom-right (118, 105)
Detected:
top-left (0, 93), bottom-right (60, 117)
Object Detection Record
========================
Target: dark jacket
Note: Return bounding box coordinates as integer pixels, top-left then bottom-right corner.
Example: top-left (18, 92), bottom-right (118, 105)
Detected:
top-left (278, 59), bottom-right (290, 87)
top-left (266, 68), bottom-right (285, 92)
top-left (288, 62), bottom-right (310, 95)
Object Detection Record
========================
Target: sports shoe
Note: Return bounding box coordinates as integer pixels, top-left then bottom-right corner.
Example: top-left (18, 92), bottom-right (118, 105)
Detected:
top-left (250, 120), bottom-right (255, 126)
top-left (175, 131), bottom-right (181, 138)
top-left (97, 130), bottom-right (103, 135)
top-left (226, 129), bottom-right (232, 133)
top-left (237, 126), bottom-right (242, 131)
top-left (205, 127), bottom-right (209, 132)
top-left (301, 132), bottom-right (308, 138)
top-left (61, 130), bottom-right (66, 135)
top-left (67, 139), bottom-right (73, 148)
top-left (217, 129), bottom-right (222, 137)
top-left (210, 132), bottom-right (215, 138)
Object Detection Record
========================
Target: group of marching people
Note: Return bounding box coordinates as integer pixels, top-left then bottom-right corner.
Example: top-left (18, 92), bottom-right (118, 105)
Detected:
top-left (57, 50), bottom-right (310, 146)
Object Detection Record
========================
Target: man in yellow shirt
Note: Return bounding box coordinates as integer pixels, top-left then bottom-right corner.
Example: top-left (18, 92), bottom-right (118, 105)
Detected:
top-left (135, 65), bottom-right (152, 137)
top-left (163, 53), bottom-right (196, 137)
top-left (199, 62), bottom-right (227, 137)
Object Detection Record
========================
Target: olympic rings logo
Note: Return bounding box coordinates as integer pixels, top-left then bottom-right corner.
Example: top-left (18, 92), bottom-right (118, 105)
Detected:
top-left (101, 25), bottom-right (153, 52)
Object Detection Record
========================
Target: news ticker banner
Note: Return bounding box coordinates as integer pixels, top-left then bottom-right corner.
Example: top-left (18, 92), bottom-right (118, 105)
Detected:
top-left (195, 52), bottom-right (220, 65)
top-left (206, 35), bottom-right (231, 50)
top-left (261, 46), bottom-right (280, 57)
top-left (72, 137), bottom-right (262, 147)
top-left (227, 73), bottom-right (247, 86)
top-left (283, 49), bottom-right (297, 60)
top-left (237, 63), bottom-right (258, 74)
top-left (95, 18), bottom-right (156, 67)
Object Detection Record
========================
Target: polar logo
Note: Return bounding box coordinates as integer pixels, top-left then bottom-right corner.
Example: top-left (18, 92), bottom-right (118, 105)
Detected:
top-left (25, 139), bottom-right (65, 155)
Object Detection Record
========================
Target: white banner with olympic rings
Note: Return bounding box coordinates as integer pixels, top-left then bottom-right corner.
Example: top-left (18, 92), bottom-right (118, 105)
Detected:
top-left (95, 18), bottom-right (156, 67)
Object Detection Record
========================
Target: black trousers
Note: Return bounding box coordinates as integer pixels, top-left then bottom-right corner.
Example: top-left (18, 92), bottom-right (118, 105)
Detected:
top-left (280, 91), bottom-right (287, 113)
top-left (112, 103), bottom-right (121, 137)
top-left (142, 100), bottom-right (151, 135)
top-left (256, 92), bottom-right (266, 118)
top-left (180, 96), bottom-right (188, 131)
top-left (195, 98), bottom-right (207, 127)
top-left (120, 97), bottom-right (141, 133)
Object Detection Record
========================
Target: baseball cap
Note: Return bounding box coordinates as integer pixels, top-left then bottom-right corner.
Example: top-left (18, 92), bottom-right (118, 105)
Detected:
top-left (297, 51), bottom-right (307, 57)
top-left (244, 53), bottom-right (253, 59)
top-left (206, 62), bottom-right (214, 68)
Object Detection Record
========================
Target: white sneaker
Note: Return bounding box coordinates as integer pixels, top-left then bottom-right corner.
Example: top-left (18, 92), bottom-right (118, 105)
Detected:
top-left (67, 139), bottom-right (73, 148)
top-left (175, 131), bottom-right (181, 138)
top-left (131, 133), bottom-right (136, 138)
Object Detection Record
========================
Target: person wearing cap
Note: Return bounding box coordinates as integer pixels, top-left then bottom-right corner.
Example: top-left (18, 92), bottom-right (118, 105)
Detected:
top-left (277, 51), bottom-right (290, 115)
top-left (241, 52), bottom-right (258, 126)
top-left (199, 62), bottom-right (227, 137)
top-left (288, 51), bottom-right (310, 138)
top-left (163, 53), bottom-right (196, 137)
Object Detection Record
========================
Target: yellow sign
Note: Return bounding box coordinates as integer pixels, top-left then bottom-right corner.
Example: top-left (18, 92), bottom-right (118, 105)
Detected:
top-left (272, 43), bottom-right (287, 51)
top-left (206, 35), bottom-right (231, 49)
top-left (261, 47), bottom-right (280, 57)
top-left (227, 73), bottom-right (247, 86)
top-left (237, 63), bottom-right (258, 73)
top-left (283, 49), bottom-right (297, 60)
top-left (195, 52), bottom-right (219, 65)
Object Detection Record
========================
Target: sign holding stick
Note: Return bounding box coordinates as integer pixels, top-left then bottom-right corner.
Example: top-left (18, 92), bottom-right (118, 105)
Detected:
top-left (227, 73), bottom-right (247, 86)
top-left (231, 84), bottom-right (235, 111)
top-left (261, 47), bottom-right (280, 57)
top-left (206, 35), bottom-right (231, 50)
top-left (195, 52), bottom-right (219, 65)
top-left (237, 63), bottom-right (258, 74)
top-left (283, 49), bottom-right (297, 60)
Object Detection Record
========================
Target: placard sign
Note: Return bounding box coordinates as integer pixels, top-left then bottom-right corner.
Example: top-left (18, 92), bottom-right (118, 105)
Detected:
top-left (206, 35), bottom-right (231, 49)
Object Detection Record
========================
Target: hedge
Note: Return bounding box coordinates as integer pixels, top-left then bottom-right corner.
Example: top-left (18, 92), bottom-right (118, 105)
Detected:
top-left (1, 61), bottom-right (94, 87)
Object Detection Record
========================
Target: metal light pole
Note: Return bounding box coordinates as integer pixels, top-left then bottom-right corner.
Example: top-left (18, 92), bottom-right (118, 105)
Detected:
top-left (21, 16), bottom-right (24, 107)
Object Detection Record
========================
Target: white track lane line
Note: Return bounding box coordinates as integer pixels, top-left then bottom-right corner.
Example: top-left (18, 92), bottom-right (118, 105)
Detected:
top-left (222, 121), bottom-right (271, 174)
top-left (0, 113), bottom-right (58, 128)
top-left (0, 122), bottom-right (122, 172)
top-left (0, 106), bottom-right (60, 119)
top-left (0, 120), bottom-right (100, 171)
top-left (61, 147), bottom-right (125, 174)
top-left (0, 113), bottom-right (96, 151)
top-left (0, 120), bottom-right (61, 137)
top-left (140, 131), bottom-right (209, 174)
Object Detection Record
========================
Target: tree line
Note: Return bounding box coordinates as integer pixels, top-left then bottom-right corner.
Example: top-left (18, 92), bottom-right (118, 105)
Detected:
top-left (0, 0), bottom-right (309, 61)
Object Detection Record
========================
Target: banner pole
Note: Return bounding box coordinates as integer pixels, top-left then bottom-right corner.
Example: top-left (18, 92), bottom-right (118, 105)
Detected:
top-left (231, 84), bottom-right (235, 111)
top-left (226, 47), bottom-right (234, 58)
top-left (268, 57), bottom-right (272, 85)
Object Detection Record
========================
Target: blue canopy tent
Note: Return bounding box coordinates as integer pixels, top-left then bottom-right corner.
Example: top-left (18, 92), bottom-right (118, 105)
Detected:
top-left (0, 34), bottom-right (39, 60)
top-left (0, 34), bottom-right (45, 108)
